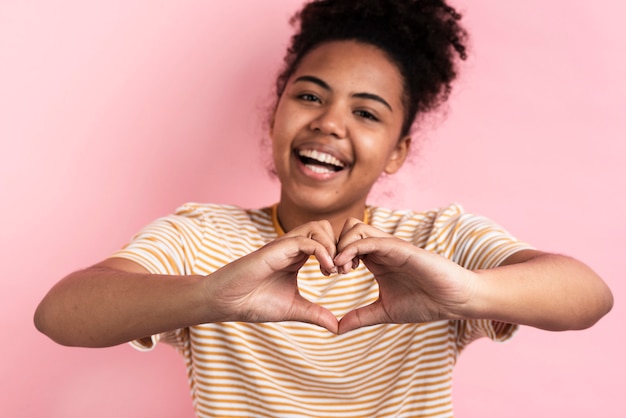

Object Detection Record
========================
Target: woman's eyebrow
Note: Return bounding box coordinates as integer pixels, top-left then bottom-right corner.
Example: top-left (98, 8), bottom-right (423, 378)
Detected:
top-left (353, 92), bottom-right (392, 111)
top-left (293, 75), bottom-right (393, 111)
top-left (294, 75), bottom-right (331, 90)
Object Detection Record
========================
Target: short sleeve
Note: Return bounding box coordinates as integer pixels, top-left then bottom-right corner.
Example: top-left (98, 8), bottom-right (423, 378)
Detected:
top-left (111, 213), bottom-right (202, 276)
top-left (429, 204), bottom-right (533, 270)
top-left (110, 209), bottom-right (204, 351)
top-left (428, 204), bottom-right (534, 348)
top-left (128, 329), bottom-right (189, 353)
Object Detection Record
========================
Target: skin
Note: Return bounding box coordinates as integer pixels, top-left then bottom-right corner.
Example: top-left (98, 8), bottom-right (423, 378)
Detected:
top-left (34, 41), bottom-right (613, 347)
top-left (271, 41), bottom-right (411, 236)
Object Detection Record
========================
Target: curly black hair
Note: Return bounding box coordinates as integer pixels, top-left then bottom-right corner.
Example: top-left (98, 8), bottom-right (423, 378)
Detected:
top-left (275, 0), bottom-right (468, 136)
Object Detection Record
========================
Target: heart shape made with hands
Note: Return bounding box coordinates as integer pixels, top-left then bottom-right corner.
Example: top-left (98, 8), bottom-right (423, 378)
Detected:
top-left (277, 218), bottom-right (467, 335)
top-left (247, 218), bottom-right (388, 334)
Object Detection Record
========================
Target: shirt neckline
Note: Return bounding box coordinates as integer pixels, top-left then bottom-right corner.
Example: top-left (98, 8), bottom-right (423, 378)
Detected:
top-left (270, 204), bottom-right (370, 236)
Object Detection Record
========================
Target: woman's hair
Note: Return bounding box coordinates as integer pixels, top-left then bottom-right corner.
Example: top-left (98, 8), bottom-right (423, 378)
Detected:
top-left (275, 0), bottom-right (468, 136)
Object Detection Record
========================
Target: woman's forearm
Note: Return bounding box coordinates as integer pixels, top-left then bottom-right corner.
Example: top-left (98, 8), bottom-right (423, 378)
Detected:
top-left (467, 251), bottom-right (613, 331)
top-left (34, 264), bottom-right (209, 348)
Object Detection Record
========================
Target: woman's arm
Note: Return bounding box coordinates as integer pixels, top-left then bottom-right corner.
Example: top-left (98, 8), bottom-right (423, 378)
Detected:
top-left (334, 220), bottom-right (613, 334)
top-left (35, 221), bottom-right (342, 347)
top-left (469, 249), bottom-right (614, 331)
top-left (34, 258), bottom-right (210, 348)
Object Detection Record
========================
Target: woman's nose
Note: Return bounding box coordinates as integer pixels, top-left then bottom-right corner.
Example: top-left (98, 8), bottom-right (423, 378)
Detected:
top-left (309, 105), bottom-right (347, 139)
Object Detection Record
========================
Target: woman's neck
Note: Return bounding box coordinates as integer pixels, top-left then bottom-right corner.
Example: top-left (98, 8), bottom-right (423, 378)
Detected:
top-left (275, 200), bottom-right (368, 238)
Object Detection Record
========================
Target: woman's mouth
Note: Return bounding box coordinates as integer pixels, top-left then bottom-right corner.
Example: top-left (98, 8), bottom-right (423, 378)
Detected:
top-left (296, 149), bottom-right (346, 174)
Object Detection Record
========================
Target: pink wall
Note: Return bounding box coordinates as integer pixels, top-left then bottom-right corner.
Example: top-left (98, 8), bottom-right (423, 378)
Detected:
top-left (1, 1), bottom-right (624, 416)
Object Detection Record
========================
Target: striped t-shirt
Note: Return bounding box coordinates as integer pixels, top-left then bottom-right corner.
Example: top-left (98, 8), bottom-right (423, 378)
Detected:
top-left (113, 203), bottom-right (531, 417)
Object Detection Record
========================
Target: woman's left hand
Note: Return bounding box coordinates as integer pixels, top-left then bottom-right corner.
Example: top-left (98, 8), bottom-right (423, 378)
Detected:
top-left (334, 218), bottom-right (477, 334)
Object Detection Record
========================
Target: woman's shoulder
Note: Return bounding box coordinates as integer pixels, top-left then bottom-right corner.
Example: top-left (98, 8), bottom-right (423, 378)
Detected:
top-left (172, 202), bottom-right (271, 221)
top-left (167, 202), bottom-right (274, 238)
top-left (368, 203), bottom-right (475, 246)
top-left (369, 203), bottom-right (466, 226)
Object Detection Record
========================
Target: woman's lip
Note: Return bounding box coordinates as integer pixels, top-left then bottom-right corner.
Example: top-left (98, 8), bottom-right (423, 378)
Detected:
top-left (292, 149), bottom-right (347, 181)
top-left (297, 149), bottom-right (345, 169)
top-left (293, 143), bottom-right (351, 167)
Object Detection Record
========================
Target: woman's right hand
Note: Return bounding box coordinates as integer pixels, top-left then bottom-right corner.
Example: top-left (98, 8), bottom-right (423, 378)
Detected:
top-left (35, 221), bottom-right (340, 347)
top-left (202, 220), bottom-right (340, 333)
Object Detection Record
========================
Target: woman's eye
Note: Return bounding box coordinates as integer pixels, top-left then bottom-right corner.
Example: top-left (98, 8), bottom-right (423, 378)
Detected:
top-left (355, 110), bottom-right (379, 121)
top-left (298, 93), bottom-right (320, 103)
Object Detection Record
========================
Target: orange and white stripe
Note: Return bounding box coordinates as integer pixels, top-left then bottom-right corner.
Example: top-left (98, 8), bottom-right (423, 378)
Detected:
top-left (114, 203), bottom-right (531, 417)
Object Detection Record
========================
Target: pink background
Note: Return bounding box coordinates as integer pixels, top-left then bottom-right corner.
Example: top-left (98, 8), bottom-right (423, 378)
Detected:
top-left (1, 1), bottom-right (624, 416)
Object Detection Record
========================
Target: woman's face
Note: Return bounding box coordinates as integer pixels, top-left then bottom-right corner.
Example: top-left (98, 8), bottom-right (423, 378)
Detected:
top-left (271, 40), bottom-right (410, 220)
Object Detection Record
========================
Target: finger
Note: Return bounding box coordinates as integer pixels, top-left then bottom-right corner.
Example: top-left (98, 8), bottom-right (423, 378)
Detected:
top-left (337, 221), bottom-right (395, 273)
top-left (333, 218), bottom-right (367, 273)
top-left (308, 220), bottom-right (338, 259)
top-left (287, 220), bottom-right (338, 259)
top-left (339, 217), bottom-right (364, 237)
top-left (335, 256), bottom-right (359, 275)
top-left (295, 237), bottom-right (337, 276)
top-left (337, 300), bottom-right (388, 334)
top-left (262, 236), bottom-right (335, 276)
top-left (334, 237), bottom-right (380, 273)
top-left (336, 217), bottom-right (366, 252)
top-left (336, 236), bottom-right (413, 271)
top-left (290, 295), bottom-right (339, 334)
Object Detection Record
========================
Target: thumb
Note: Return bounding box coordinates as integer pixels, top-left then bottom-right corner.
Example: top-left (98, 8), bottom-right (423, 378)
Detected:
top-left (338, 301), bottom-right (388, 334)
top-left (290, 296), bottom-right (339, 334)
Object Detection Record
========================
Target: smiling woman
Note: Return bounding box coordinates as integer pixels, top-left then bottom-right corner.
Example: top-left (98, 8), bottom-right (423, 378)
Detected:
top-left (271, 40), bottom-right (410, 232)
top-left (32, 0), bottom-right (614, 417)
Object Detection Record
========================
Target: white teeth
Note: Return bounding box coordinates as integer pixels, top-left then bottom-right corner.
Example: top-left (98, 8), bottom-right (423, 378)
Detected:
top-left (298, 149), bottom-right (345, 168)
top-left (307, 164), bottom-right (334, 174)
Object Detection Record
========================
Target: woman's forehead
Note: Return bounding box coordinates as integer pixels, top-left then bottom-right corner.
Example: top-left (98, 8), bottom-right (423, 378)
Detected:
top-left (290, 40), bottom-right (405, 108)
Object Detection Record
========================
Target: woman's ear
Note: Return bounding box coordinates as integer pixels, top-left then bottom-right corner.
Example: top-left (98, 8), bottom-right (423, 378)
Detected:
top-left (384, 136), bottom-right (411, 174)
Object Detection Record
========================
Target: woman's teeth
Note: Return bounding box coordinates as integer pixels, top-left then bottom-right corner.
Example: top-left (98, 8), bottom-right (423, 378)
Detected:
top-left (297, 149), bottom-right (345, 172)
top-left (307, 165), bottom-right (335, 174)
